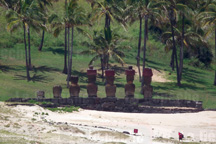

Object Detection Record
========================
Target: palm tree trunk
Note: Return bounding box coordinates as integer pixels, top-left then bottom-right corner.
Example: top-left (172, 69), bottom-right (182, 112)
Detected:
top-left (67, 27), bottom-right (70, 87)
top-left (214, 27), bottom-right (216, 86)
top-left (38, 21), bottom-right (45, 51)
top-left (141, 15), bottom-right (148, 92)
top-left (170, 50), bottom-right (175, 71)
top-left (100, 55), bottom-right (104, 78)
top-left (67, 26), bottom-right (74, 88)
top-left (170, 11), bottom-right (181, 86)
top-left (67, 27), bottom-right (70, 72)
top-left (63, 0), bottom-right (68, 74)
top-left (27, 25), bottom-right (32, 69)
top-left (105, 13), bottom-right (110, 28)
top-left (141, 0), bottom-right (149, 92)
top-left (179, 13), bottom-right (185, 80)
top-left (107, 55), bottom-right (109, 69)
top-left (137, 15), bottom-right (142, 82)
top-left (63, 24), bottom-right (68, 74)
top-left (23, 23), bottom-right (30, 81)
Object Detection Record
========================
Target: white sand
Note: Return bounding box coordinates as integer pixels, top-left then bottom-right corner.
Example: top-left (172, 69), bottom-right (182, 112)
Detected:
top-left (0, 102), bottom-right (216, 144)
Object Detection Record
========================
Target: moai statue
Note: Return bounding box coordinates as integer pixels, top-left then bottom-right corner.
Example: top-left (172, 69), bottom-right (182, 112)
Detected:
top-left (105, 70), bottom-right (116, 97)
top-left (53, 85), bottom-right (62, 98)
top-left (69, 76), bottom-right (80, 97)
top-left (87, 66), bottom-right (98, 97)
top-left (125, 66), bottom-right (135, 98)
top-left (37, 91), bottom-right (45, 99)
top-left (143, 68), bottom-right (153, 100)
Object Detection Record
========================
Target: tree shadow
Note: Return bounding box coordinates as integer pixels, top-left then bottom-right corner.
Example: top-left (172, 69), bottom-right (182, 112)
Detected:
top-left (45, 47), bottom-right (65, 55)
top-left (14, 74), bottom-right (53, 83)
top-left (153, 92), bottom-right (175, 98)
top-left (182, 68), bottom-right (209, 86)
top-left (0, 65), bottom-right (16, 73)
top-left (31, 74), bottom-right (54, 83)
top-left (33, 66), bottom-right (61, 73)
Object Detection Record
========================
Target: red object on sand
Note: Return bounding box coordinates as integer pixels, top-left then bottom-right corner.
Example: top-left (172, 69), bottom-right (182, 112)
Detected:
top-left (178, 132), bottom-right (183, 139)
top-left (143, 68), bottom-right (153, 77)
top-left (134, 129), bottom-right (138, 134)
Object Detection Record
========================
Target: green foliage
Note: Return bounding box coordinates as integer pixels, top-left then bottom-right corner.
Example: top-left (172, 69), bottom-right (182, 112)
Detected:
top-left (0, 0), bottom-right (215, 109)
top-left (47, 106), bottom-right (79, 113)
top-left (28, 100), bottom-right (53, 105)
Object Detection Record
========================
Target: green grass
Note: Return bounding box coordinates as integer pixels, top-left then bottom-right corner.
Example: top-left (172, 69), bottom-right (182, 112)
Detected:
top-left (47, 106), bottom-right (80, 113)
top-left (0, 0), bottom-right (216, 109)
top-left (28, 99), bottom-right (53, 105)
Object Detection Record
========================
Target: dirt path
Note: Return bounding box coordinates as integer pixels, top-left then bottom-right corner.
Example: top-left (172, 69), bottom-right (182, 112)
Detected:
top-left (133, 66), bottom-right (172, 83)
top-left (0, 102), bottom-right (216, 144)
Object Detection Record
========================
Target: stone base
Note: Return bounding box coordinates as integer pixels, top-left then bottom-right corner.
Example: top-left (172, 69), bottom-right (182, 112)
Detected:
top-left (125, 95), bottom-right (134, 98)
top-left (88, 95), bottom-right (97, 98)
top-left (53, 96), bottom-right (62, 99)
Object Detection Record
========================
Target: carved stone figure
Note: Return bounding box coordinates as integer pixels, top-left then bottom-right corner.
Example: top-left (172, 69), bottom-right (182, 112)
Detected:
top-left (87, 66), bottom-right (98, 97)
top-left (69, 76), bottom-right (80, 97)
top-left (37, 91), bottom-right (45, 99)
top-left (105, 70), bottom-right (116, 97)
top-left (53, 85), bottom-right (62, 98)
top-left (125, 66), bottom-right (135, 98)
top-left (143, 68), bottom-right (153, 99)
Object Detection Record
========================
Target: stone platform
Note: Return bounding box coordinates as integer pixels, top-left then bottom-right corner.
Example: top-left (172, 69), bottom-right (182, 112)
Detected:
top-left (7, 97), bottom-right (203, 113)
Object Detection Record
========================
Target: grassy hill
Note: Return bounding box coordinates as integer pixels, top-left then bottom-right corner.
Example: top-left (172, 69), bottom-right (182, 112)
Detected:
top-left (0, 0), bottom-right (215, 109)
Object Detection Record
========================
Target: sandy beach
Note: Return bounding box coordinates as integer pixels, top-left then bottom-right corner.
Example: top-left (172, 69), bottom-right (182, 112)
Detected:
top-left (0, 102), bottom-right (216, 144)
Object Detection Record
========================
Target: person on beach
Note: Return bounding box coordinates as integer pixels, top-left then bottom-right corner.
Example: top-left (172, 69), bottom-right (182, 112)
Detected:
top-left (178, 132), bottom-right (184, 141)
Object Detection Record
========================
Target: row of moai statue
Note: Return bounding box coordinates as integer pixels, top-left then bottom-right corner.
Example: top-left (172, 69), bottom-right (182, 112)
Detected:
top-left (37, 66), bottom-right (153, 99)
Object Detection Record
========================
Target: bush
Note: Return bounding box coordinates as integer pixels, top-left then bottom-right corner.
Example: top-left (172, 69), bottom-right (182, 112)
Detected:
top-left (184, 45), bottom-right (213, 67)
top-left (197, 46), bottom-right (213, 66)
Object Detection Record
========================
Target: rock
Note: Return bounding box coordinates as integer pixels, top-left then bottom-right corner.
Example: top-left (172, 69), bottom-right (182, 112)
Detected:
top-left (37, 91), bottom-right (45, 99)
top-left (123, 131), bottom-right (130, 135)
top-left (101, 102), bottom-right (115, 111)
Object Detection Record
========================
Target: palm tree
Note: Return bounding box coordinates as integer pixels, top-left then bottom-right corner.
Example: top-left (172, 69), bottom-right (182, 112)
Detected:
top-left (175, 0), bottom-right (196, 80)
top-left (0, 0), bottom-right (19, 10)
top-left (162, 26), bottom-right (210, 63)
top-left (198, 0), bottom-right (216, 85)
top-left (126, 0), bottom-right (146, 81)
top-left (159, 0), bottom-right (182, 86)
top-left (6, 0), bottom-right (43, 81)
top-left (50, 0), bottom-right (88, 87)
top-left (89, 0), bottom-right (124, 28)
top-left (81, 29), bottom-right (131, 78)
top-left (37, 0), bottom-right (53, 52)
